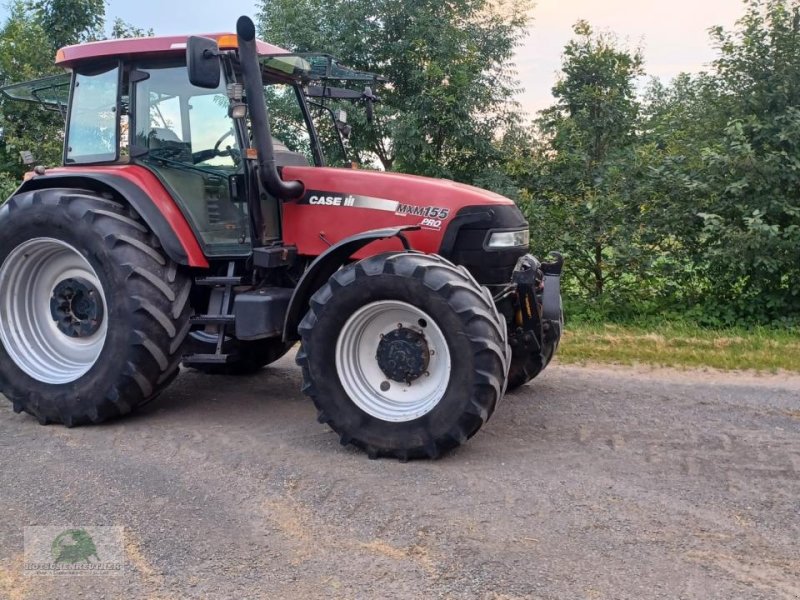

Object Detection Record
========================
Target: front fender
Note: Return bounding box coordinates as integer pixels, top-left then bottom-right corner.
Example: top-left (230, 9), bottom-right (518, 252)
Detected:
top-left (283, 226), bottom-right (418, 341)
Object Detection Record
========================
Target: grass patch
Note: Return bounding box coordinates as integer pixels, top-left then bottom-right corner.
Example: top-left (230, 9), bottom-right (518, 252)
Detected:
top-left (557, 322), bottom-right (800, 372)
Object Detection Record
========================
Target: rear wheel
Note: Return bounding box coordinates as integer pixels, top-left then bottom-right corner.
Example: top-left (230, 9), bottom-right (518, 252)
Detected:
top-left (0, 189), bottom-right (192, 426)
top-left (297, 252), bottom-right (510, 460)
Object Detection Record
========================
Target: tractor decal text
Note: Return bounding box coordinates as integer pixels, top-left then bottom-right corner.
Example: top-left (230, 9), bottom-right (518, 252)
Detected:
top-left (395, 204), bottom-right (450, 220)
top-left (298, 190), bottom-right (451, 229)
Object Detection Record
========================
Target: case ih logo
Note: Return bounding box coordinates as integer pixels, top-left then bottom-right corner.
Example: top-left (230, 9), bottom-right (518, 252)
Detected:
top-left (307, 194), bottom-right (357, 206)
top-left (299, 191), bottom-right (451, 229)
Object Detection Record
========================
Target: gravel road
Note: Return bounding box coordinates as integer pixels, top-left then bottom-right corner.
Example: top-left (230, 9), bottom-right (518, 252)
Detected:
top-left (1, 353), bottom-right (798, 599)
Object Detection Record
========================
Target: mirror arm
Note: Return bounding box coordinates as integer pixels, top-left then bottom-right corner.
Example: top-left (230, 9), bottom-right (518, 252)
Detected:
top-left (308, 100), bottom-right (349, 164)
top-left (305, 85), bottom-right (362, 100)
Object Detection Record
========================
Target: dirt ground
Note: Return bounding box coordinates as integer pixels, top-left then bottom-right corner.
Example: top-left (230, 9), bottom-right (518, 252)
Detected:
top-left (1, 352), bottom-right (799, 599)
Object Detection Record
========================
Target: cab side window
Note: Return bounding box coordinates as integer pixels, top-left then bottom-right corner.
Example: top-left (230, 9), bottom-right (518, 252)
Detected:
top-left (66, 64), bottom-right (119, 164)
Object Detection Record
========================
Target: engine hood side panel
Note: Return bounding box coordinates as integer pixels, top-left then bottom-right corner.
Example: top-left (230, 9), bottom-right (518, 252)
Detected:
top-left (280, 166), bottom-right (518, 258)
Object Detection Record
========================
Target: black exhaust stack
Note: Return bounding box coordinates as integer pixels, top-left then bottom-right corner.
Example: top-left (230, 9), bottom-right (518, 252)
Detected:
top-left (236, 16), bottom-right (303, 200)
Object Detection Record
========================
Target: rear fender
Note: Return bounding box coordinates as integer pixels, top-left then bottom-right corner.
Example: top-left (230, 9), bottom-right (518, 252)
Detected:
top-left (14, 169), bottom-right (208, 268)
top-left (283, 226), bottom-right (417, 341)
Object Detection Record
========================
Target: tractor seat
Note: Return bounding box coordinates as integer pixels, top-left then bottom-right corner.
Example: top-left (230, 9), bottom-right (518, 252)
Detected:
top-left (148, 127), bottom-right (192, 163)
top-left (272, 139), bottom-right (310, 167)
top-left (148, 127), bottom-right (182, 145)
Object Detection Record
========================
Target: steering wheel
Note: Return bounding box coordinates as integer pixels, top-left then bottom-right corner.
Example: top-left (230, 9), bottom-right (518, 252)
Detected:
top-left (214, 129), bottom-right (236, 157)
top-left (192, 129), bottom-right (240, 165)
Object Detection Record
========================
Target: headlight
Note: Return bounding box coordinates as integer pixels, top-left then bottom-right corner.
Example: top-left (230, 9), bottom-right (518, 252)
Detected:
top-left (486, 229), bottom-right (530, 249)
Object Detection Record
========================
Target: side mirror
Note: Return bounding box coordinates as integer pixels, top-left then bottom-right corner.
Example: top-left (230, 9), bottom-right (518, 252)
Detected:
top-left (187, 36), bottom-right (221, 89)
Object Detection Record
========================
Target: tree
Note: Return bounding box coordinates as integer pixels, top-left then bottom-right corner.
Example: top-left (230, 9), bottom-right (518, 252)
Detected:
top-left (637, 0), bottom-right (800, 324)
top-left (0, 1), bottom-right (65, 184)
top-left (110, 18), bottom-right (153, 39)
top-left (695, 0), bottom-right (800, 322)
top-left (522, 22), bottom-right (644, 304)
top-left (529, 1), bottom-right (800, 325)
top-left (26, 0), bottom-right (105, 51)
top-left (258, 0), bottom-right (531, 187)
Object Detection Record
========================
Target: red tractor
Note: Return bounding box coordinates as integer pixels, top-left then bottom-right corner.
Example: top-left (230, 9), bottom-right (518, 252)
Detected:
top-left (0, 17), bottom-right (563, 459)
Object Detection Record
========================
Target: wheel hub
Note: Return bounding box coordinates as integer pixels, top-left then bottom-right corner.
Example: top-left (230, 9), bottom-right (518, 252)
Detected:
top-left (50, 277), bottom-right (104, 338)
top-left (376, 327), bottom-right (430, 383)
top-left (336, 301), bottom-right (451, 422)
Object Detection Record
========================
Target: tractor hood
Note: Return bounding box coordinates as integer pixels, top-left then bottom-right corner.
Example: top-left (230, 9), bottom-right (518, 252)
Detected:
top-left (280, 166), bottom-right (523, 258)
top-left (282, 166), bottom-right (515, 209)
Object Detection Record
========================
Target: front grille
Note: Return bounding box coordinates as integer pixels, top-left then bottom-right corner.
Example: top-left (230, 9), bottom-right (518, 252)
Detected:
top-left (441, 204), bottom-right (529, 286)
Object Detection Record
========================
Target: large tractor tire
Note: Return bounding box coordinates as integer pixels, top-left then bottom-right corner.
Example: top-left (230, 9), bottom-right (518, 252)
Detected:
top-left (0, 189), bottom-right (192, 426)
top-left (297, 252), bottom-right (510, 460)
top-left (183, 332), bottom-right (293, 375)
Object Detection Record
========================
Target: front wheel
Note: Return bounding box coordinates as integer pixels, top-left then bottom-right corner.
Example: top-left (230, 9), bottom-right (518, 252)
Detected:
top-left (296, 252), bottom-right (510, 460)
top-left (506, 322), bottom-right (561, 391)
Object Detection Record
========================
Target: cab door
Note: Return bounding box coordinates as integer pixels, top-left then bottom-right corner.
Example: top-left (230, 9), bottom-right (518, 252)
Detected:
top-left (131, 60), bottom-right (252, 257)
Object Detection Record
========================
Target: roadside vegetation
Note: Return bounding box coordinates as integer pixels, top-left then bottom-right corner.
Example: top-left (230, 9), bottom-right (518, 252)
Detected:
top-left (558, 321), bottom-right (800, 372)
top-left (0, 0), bottom-right (797, 370)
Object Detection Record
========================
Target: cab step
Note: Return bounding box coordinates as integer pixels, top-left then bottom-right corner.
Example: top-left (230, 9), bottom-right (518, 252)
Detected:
top-left (194, 276), bottom-right (243, 287)
top-left (190, 314), bottom-right (236, 325)
top-left (182, 353), bottom-right (237, 365)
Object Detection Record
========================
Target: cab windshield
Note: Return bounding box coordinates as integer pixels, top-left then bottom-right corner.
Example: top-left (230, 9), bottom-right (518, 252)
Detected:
top-left (260, 53), bottom-right (382, 167)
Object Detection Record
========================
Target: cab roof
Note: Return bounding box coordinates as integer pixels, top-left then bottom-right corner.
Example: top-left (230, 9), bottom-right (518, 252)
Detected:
top-left (55, 33), bottom-right (289, 68)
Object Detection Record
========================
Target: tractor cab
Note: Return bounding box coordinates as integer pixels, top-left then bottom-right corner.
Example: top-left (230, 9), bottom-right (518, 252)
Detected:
top-left (1, 33), bottom-right (380, 258)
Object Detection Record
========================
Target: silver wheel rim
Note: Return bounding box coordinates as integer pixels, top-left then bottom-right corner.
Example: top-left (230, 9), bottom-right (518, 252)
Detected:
top-left (0, 238), bottom-right (108, 384)
top-left (335, 300), bottom-right (452, 422)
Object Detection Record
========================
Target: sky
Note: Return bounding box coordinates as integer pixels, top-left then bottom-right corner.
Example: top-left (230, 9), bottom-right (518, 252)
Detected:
top-left (516, 0), bottom-right (743, 113)
top-left (3, 0), bottom-right (746, 116)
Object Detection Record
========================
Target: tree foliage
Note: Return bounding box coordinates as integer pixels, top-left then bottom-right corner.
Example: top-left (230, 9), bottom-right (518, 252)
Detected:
top-left (695, 0), bottom-right (800, 322)
top-left (26, 0), bottom-right (105, 50)
top-left (524, 22), bottom-right (644, 303)
top-left (0, 1), bottom-right (69, 184)
top-left (519, 0), bottom-right (800, 326)
top-left (258, 0), bottom-right (531, 186)
top-left (110, 18), bottom-right (154, 39)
